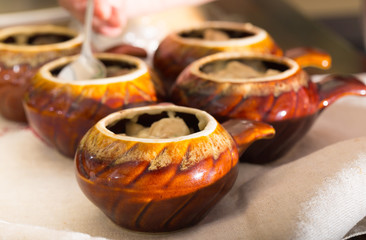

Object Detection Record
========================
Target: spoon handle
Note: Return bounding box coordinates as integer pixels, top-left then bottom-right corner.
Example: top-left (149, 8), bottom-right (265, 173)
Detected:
top-left (82, 0), bottom-right (94, 58)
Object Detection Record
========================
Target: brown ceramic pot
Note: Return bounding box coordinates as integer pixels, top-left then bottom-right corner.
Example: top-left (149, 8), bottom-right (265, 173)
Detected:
top-left (171, 51), bottom-right (366, 163)
top-left (0, 24), bottom-right (82, 122)
top-left (75, 104), bottom-right (275, 232)
top-left (24, 53), bottom-right (163, 158)
top-left (153, 21), bottom-right (282, 91)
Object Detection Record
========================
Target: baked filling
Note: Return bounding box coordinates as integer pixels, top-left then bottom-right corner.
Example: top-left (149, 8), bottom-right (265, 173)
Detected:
top-left (203, 29), bottom-right (230, 41)
top-left (180, 28), bottom-right (253, 40)
top-left (201, 59), bottom-right (285, 79)
top-left (126, 117), bottom-right (191, 139)
top-left (107, 110), bottom-right (202, 139)
top-left (106, 65), bottom-right (134, 77)
top-left (125, 111), bottom-right (192, 138)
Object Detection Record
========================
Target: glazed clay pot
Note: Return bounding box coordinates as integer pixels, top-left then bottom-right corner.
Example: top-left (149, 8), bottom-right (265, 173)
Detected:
top-left (0, 24), bottom-right (82, 122)
top-left (75, 105), bottom-right (275, 232)
top-left (24, 53), bottom-right (163, 158)
top-left (153, 21), bottom-right (282, 90)
top-left (171, 51), bottom-right (366, 163)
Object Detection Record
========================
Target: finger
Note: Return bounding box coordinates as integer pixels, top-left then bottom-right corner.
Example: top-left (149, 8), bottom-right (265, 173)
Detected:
top-left (94, 0), bottom-right (112, 20)
top-left (106, 6), bottom-right (125, 27)
top-left (93, 7), bottom-right (127, 36)
top-left (97, 25), bottom-right (124, 37)
top-left (92, 17), bottom-right (122, 36)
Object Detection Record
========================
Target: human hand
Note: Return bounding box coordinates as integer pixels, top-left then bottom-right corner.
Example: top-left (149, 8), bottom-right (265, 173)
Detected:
top-left (59, 0), bottom-right (215, 37)
top-left (59, 0), bottom-right (127, 37)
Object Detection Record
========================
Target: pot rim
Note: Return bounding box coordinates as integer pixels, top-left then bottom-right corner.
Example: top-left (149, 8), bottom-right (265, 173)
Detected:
top-left (38, 52), bottom-right (148, 85)
top-left (189, 51), bottom-right (300, 83)
top-left (0, 24), bottom-right (82, 52)
top-left (170, 21), bottom-right (269, 47)
top-left (96, 105), bottom-right (218, 143)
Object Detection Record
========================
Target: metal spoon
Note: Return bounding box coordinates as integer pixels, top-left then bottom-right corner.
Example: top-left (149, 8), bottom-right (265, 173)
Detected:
top-left (58, 0), bottom-right (106, 80)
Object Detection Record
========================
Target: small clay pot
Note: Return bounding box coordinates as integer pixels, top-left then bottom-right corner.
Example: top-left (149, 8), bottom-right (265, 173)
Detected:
top-left (0, 24), bottom-right (82, 122)
top-left (24, 53), bottom-right (163, 158)
top-left (153, 21), bottom-right (282, 91)
top-left (75, 105), bottom-right (274, 232)
top-left (171, 50), bottom-right (366, 163)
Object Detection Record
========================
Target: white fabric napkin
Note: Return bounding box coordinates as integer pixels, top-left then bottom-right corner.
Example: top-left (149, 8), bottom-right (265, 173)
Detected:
top-left (1, 74), bottom-right (366, 240)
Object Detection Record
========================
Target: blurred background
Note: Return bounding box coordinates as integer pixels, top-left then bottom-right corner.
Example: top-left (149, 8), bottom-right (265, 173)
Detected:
top-left (1, 0), bottom-right (364, 72)
top-left (284, 0), bottom-right (363, 52)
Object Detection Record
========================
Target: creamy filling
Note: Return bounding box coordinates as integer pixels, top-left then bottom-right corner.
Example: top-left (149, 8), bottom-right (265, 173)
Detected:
top-left (124, 112), bottom-right (192, 139)
top-left (203, 29), bottom-right (230, 41)
top-left (205, 60), bottom-right (281, 79)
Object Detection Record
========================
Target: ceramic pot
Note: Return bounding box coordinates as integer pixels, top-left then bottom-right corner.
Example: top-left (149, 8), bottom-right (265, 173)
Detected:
top-left (171, 51), bottom-right (366, 163)
top-left (75, 104), bottom-right (275, 232)
top-left (153, 21), bottom-right (282, 91)
top-left (24, 53), bottom-right (163, 158)
top-left (0, 24), bottom-right (82, 122)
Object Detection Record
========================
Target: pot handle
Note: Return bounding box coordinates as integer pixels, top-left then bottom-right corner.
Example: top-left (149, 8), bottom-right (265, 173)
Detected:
top-left (222, 119), bottom-right (275, 156)
top-left (317, 74), bottom-right (366, 110)
top-left (285, 47), bottom-right (331, 70)
top-left (103, 44), bottom-right (147, 58)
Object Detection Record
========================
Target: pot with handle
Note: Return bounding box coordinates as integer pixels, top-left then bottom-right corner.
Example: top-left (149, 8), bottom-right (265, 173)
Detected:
top-left (170, 49), bottom-right (366, 163)
top-left (75, 104), bottom-right (275, 232)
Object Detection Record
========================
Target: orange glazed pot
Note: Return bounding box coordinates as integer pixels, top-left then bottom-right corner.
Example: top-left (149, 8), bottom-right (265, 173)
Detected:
top-left (75, 105), bottom-right (275, 232)
top-left (24, 53), bottom-right (162, 158)
top-left (0, 24), bottom-right (82, 122)
top-left (171, 51), bottom-right (366, 163)
top-left (153, 21), bottom-right (282, 90)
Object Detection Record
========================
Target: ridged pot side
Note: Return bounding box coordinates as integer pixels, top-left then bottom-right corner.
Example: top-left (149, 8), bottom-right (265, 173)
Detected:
top-left (24, 55), bottom-right (159, 158)
top-left (0, 25), bottom-right (82, 122)
top-left (171, 60), bottom-right (318, 122)
top-left (75, 116), bottom-right (238, 232)
top-left (171, 52), bottom-right (366, 163)
top-left (170, 54), bottom-right (319, 163)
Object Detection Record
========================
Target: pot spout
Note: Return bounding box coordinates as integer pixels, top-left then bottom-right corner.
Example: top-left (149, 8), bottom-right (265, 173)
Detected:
top-left (222, 119), bottom-right (275, 157)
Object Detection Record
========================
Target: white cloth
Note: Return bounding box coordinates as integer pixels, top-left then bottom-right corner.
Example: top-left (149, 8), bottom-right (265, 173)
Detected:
top-left (1, 74), bottom-right (366, 239)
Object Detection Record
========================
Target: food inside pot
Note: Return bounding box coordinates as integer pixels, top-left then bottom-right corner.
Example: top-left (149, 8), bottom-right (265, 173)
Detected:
top-left (106, 65), bottom-right (135, 77)
top-left (180, 28), bottom-right (254, 40)
top-left (203, 29), bottom-right (230, 41)
top-left (126, 115), bottom-right (191, 138)
top-left (107, 111), bottom-right (202, 139)
top-left (200, 59), bottom-right (289, 79)
top-left (1, 33), bottom-right (72, 45)
top-left (51, 59), bottom-right (137, 78)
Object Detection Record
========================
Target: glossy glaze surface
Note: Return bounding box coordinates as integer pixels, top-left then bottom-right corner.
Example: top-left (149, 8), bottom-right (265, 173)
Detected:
top-left (153, 22), bottom-right (282, 91)
top-left (0, 25), bottom-right (82, 122)
top-left (75, 105), bottom-right (274, 232)
top-left (171, 52), bottom-right (366, 163)
top-left (24, 54), bottom-right (161, 158)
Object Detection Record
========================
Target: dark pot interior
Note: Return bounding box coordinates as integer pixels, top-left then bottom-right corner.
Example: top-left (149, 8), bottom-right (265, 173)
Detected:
top-left (0, 32), bottom-right (74, 46)
top-left (50, 59), bottom-right (138, 78)
top-left (106, 110), bottom-right (201, 136)
top-left (179, 27), bottom-right (254, 39)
